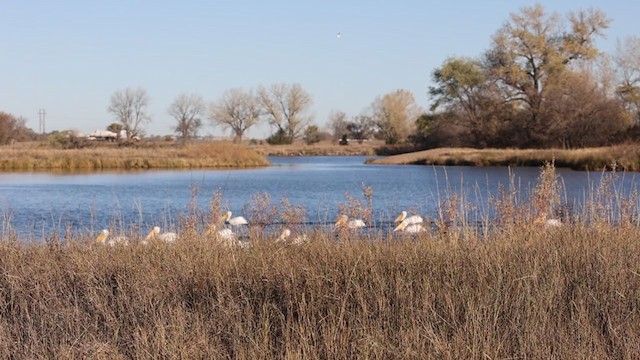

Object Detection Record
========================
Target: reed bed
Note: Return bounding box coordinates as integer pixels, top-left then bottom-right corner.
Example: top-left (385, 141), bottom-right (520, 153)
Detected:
top-left (251, 140), bottom-right (381, 156)
top-left (0, 141), bottom-right (269, 170)
top-left (368, 144), bottom-right (640, 171)
top-left (1, 164), bottom-right (639, 358)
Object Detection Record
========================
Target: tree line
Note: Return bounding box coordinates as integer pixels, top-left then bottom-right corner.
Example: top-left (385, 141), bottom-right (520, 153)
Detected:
top-left (105, 84), bottom-right (422, 146)
top-left (423, 4), bottom-right (640, 149)
top-left (3, 4), bottom-right (640, 149)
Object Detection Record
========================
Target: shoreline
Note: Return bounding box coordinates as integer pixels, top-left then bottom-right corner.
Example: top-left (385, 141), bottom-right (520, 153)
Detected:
top-left (366, 145), bottom-right (640, 171)
top-left (0, 141), bottom-right (270, 171)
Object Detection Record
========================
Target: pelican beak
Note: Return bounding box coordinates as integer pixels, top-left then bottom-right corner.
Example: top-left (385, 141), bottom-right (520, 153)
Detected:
top-left (334, 216), bottom-right (346, 228)
top-left (145, 229), bottom-right (156, 240)
top-left (393, 222), bottom-right (405, 232)
top-left (95, 232), bottom-right (107, 243)
top-left (220, 213), bottom-right (229, 222)
top-left (394, 213), bottom-right (404, 223)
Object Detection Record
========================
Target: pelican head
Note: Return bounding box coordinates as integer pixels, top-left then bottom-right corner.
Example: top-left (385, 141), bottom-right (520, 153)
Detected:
top-left (335, 214), bottom-right (348, 228)
top-left (277, 228), bottom-right (291, 242)
top-left (146, 226), bottom-right (160, 240)
top-left (95, 229), bottom-right (109, 244)
top-left (395, 211), bottom-right (408, 223)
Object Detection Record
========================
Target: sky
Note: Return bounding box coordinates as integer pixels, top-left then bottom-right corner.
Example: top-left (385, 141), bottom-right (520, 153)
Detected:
top-left (2, 1), bottom-right (639, 139)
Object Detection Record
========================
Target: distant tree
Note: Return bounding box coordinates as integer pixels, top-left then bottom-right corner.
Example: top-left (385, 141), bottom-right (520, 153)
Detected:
top-left (0, 112), bottom-right (34, 145)
top-left (429, 57), bottom-right (503, 147)
top-left (346, 115), bottom-right (375, 143)
top-left (107, 87), bottom-right (151, 139)
top-left (614, 36), bottom-right (640, 124)
top-left (168, 93), bottom-right (205, 141)
top-left (266, 128), bottom-right (292, 145)
top-left (485, 4), bottom-right (610, 146)
top-left (106, 123), bottom-right (124, 133)
top-left (543, 68), bottom-right (629, 147)
top-left (371, 89), bottom-right (422, 144)
top-left (303, 125), bottom-right (321, 145)
top-left (328, 110), bottom-right (349, 142)
top-left (209, 88), bottom-right (261, 143)
top-left (258, 83), bottom-right (313, 143)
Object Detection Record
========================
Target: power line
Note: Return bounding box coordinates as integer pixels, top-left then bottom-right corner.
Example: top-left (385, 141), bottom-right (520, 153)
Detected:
top-left (38, 109), bottom-right (46, 134)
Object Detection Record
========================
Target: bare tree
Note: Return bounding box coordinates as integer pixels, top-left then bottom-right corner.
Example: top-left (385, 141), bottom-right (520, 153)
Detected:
top-left (328, 110), bottom-right (349, 142)
top-left (347, 115), bottom-right (375, 143)
top-left (614, 36), bottom-right (640, 124)
top-left (257, 83), bottom-right (313, 142)
top-left (209, 88), bottom-right (261, 143)
top-left (107, 87), bottom-right (151, 139)
top-left (168, 93), bottom-right (205, 141)
top-left (371, 89), bottom-right (422, 144)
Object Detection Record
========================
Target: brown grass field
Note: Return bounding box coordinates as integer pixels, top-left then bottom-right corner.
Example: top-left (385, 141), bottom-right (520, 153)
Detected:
top-left (250, 140), bottom-right (384, 156)
top-left (0, 141), bottom-right (270, 170)
top-left (367, 144), bottom-right (640, 171)
top-left (0, 164), bottom-right (639, 358)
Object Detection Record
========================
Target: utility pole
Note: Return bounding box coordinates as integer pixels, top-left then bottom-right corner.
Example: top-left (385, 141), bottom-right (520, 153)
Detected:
top-left (38, 109), bottom-right (46, 134)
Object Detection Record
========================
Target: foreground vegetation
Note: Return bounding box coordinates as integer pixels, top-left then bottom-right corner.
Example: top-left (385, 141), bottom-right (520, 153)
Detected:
top-left (368, 144), bottom-right (640, 171)
top-left (0, 141), bottom-right (269, 171)
top-left (1, 163), bottom-right (639, 358)
top-left (1, 224), bottom-right (639, 359)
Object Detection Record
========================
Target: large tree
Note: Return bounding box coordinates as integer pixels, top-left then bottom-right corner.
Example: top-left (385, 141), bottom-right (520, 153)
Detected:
top-left (0, 112), bottom-right (35, 145)
top-left (209, 88), bottom-right (261, 143)
top-left (327, 110), bottom-right (349, 142)
top-left (614, 36), bottom-right (640, 125)
top-left (485, 4), bottom-right (610, 145)
top-left (168, 93), bottom-right (205, 141)
top-left (107, 87), bottom-right (151, 139)
top-left (371, 89), bottom-right (422, 144)
top-left (429, 57), bottom-right (504, 147)
top-left (258, 83), bottom-right (313, 143)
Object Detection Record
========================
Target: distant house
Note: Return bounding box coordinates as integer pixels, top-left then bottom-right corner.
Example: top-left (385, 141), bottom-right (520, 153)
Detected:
top-left (88, 130), bottom-right (117, 141)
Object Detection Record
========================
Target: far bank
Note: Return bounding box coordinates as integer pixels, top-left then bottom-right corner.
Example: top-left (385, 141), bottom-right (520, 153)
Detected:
top-left (366, 145), bottom-right (640, 171)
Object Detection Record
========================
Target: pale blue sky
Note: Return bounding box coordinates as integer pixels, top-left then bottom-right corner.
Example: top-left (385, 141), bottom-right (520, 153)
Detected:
top-left (2, 1), bottom-right (638, 138)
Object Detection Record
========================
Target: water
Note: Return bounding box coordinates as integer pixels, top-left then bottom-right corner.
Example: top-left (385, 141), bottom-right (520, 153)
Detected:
top-left (0, 156), bottom-right (638, 239)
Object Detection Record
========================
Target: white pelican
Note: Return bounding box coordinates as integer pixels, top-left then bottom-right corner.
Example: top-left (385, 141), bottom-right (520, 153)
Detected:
top-left (206, 224), bottom-right (237, 242)
top-left (393, 220), bottom-right (425, 233)
top-left (394, 211), bottom-right (423, 225)
top-left (146, 226), bottom-right (178, 243)
top-left (276, 228), bottom-right (308, 245)
top-left (222, 211), bottom-right (248, 226)
top-left (95, 229), bottom-right (129, 246)
top-left (334, 215), bottom-right (366, 230)
top-left (534, 214), bottom-right (562, 228)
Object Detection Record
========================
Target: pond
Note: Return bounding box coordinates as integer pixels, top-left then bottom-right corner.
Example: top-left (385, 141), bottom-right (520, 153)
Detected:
top-left (0, 156), bottom-right (637, 239)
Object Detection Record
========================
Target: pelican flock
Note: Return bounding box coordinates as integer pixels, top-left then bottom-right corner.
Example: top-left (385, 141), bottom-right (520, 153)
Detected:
top-left (93, 209), bottom-right (441, 248)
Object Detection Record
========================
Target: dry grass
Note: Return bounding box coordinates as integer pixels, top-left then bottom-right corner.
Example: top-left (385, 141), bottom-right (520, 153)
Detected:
top-left (250, 140), bottom-right (383, 156)
top-left (368, 144), bottom-right (640, 171)
top-left (1, 226), bottom-right (639, 359)
top-left (1, 164), bottom-right (640, 358)
top-left (0, 141), bottom-right (269, 171)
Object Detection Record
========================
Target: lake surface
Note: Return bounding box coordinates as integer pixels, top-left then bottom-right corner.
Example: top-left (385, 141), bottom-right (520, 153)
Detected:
top-left (0, 156), bottom-right (638, 239)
